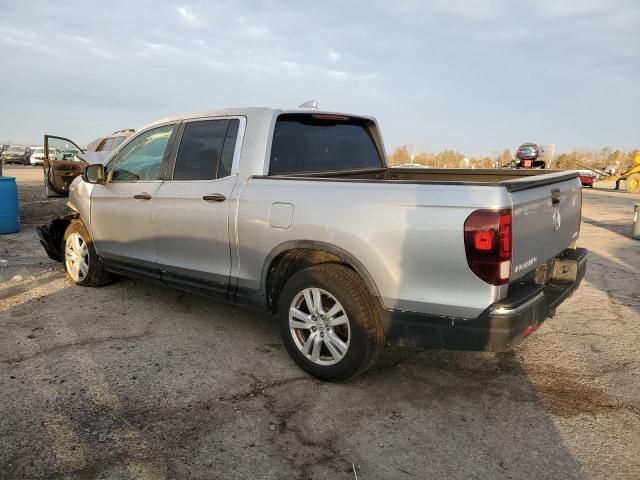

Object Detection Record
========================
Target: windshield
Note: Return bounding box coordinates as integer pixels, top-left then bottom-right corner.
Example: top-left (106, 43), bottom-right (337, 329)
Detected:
top-left (7, 146), bottom-right (24, 153)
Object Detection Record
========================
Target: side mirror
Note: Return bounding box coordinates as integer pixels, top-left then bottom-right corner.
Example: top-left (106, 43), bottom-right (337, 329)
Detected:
top-left (82, 164), bottom-right (106, 184)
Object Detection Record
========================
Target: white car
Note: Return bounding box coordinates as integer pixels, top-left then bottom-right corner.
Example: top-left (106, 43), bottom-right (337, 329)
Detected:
top-left (30, 147), bottom-right (60, 166)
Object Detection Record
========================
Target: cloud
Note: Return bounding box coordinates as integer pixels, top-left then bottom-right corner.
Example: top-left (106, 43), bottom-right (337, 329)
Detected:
top-left (0, 26), bottom-right (61, 56)
top-left (0, 1), bottom-right (637, 153)
top-left (327, 50), bottom-right (340, 61)
top-left (177, 5), bottom-right (200, 26)
top-left (237, 16), bottom-right (269, 37)
top-left (57, 33), bottom-right (114, 59)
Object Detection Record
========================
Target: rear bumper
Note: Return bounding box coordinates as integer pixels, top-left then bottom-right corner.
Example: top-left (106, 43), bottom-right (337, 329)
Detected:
top-left (384, 247), bottom-right (587, 352)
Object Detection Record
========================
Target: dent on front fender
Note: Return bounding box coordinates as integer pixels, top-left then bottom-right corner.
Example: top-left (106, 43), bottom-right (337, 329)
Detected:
top-left (67, 176), bottom-right (94, 230)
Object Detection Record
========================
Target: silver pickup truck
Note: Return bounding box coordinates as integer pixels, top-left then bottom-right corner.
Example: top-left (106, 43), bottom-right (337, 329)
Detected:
top-left (38, 106), bottom-right (587, 380)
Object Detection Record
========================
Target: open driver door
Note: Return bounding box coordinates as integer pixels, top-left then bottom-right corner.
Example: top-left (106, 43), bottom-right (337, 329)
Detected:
top-left (43, 135), bottom-right (86, 197)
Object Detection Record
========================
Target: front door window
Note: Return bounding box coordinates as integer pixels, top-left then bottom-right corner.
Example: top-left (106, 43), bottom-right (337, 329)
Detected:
top-left (108, 124), bottom-right (174, 182)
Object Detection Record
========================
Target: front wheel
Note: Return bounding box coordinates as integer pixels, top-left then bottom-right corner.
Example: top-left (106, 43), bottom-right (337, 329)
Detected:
top-left (278, 264), bottom-right (384, 381)
top-left (63, 220), bottom-right (112, 287)
top-left (626, 174), bottom-right (640, 194)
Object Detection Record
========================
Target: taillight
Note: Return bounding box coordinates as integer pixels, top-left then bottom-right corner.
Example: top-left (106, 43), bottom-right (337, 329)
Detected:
top-left (464, 209), bottom-right (512, 285)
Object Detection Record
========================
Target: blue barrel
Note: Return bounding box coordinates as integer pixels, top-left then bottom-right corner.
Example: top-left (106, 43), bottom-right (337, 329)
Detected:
top-left (0, 177), bottom-right (20, 234)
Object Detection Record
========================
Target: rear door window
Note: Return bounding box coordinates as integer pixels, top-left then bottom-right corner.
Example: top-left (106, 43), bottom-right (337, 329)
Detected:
top-left (172, 119), bottom-right (240, 181)
top-left (269, 114), bottom-right (384, 175)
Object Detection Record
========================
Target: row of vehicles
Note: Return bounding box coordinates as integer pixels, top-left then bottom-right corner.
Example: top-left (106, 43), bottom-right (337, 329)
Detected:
top-left (0, 129), bottom-right (134, 170)
top-left (42, 129), bottom-right (134, 196)
top-left (0, 145), bottom-right (78, 166)
top-left (1, 145), bottom-right (37, 165)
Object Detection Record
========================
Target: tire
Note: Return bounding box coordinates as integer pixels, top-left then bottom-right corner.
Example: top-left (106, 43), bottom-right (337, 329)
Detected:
top-left (626, 174), bottom-right (640, 194)
top-left (277, 264), bottom-right (384, 381)
top-left (63, 220), bottom-right (112, 287)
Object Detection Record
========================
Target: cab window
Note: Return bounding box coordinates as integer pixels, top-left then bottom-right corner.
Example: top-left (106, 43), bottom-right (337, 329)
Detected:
top-left (108, 124), bottom-right (174, 182)
top-left (269, 114), bottom-right (383, 175)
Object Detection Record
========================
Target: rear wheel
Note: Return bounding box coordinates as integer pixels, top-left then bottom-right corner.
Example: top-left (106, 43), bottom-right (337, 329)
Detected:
top-left (626, 174), bottom-right (640, 194)
top-left (63, 220), bottom-right (112, 287)
top-left (278, 264), bottom-right (384, 381)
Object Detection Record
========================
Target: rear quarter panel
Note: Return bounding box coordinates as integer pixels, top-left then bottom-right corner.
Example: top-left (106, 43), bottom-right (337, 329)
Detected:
top-left (236, 179), bottom-right (512, 318)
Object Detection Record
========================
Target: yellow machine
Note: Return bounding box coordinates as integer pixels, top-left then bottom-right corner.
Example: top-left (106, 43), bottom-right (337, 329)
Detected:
top-left (615, 153), bottom-right (640, 193)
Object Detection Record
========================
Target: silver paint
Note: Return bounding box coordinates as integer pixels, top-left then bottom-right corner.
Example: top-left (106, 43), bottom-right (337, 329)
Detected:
top-left (67, 107), bottom-right (582, 320)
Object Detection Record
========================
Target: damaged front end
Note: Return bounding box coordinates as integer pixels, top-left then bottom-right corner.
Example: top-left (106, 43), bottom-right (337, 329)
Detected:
top-left (36, 213), bottom-right (78, 262)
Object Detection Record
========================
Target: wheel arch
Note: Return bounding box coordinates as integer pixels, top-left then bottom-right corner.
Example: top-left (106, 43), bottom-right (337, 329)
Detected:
top-left (262, 241), bottom-right (381, 313)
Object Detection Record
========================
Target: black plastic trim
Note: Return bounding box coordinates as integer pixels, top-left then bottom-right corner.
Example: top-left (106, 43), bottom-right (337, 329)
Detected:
top-left (253, 169), bottom-right (579, 192)
top-left (385, 248), bottom-right (587, 351)
top-left (259, 240), bottom-right (382, 300)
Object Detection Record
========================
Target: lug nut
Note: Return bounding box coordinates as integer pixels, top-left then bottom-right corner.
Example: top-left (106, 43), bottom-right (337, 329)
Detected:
top-left (311, 326), bottom-right (317, 332)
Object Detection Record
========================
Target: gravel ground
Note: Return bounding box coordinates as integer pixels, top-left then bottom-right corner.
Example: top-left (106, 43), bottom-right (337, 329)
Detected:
top-left (1, 166), bottom-right (639, 480)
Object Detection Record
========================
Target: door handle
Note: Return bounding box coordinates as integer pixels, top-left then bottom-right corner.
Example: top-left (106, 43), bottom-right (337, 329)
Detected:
top-left (202, 193), bottom-right (226, 202)
top-left (133, 192), bottom-right (152, 200)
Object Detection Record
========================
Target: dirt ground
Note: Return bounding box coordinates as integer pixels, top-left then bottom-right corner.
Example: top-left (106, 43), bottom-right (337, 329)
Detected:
top-left (1, 166), bottom-right (639, 480)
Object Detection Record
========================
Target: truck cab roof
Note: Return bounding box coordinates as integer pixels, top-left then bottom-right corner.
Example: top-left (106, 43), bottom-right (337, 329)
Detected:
top-left (141, 107), bottom-right (376, 131)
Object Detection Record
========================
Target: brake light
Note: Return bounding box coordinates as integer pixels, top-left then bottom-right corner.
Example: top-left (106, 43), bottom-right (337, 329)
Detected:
top-left (474, 231), bottom-right (493, 250)
top-left (311, 114), bottom-right (349, 121)
top-left (464, 209), bottom-right (512, 285)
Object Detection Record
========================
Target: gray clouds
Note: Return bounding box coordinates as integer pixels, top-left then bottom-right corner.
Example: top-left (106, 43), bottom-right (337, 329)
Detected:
top-left (0, 0), bottom-right (638, 154)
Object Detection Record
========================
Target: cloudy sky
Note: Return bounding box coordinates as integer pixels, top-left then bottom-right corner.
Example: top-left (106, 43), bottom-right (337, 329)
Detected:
top-left (0, 0), bottom-right (638, 155)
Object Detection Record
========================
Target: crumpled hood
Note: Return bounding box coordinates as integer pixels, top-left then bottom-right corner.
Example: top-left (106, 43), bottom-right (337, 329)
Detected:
top-left (77, 151), bottom-right (110, 165)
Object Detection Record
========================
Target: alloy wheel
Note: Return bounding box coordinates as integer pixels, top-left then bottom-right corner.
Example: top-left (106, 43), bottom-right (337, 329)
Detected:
top-left (65, 232), bottom-right (89, 282)
top-left (289, 287), bottom-right (351, 366)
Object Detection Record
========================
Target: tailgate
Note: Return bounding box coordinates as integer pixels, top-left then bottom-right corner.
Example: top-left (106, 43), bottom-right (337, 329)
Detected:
top-left (509, 175), bottom-right (582, 280)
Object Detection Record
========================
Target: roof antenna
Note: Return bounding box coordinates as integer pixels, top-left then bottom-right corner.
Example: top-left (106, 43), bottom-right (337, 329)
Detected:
top-left (298, 100), bottom-right (318, 109)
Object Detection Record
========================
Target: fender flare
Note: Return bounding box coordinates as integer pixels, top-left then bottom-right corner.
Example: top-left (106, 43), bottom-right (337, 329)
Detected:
top-left (260, 240), bottom-right (382, 299)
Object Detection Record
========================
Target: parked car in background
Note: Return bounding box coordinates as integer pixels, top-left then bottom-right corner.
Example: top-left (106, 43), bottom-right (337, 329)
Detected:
top-left (38, 106), bottom-right (586, 380)
top-left (579, 173), bottom-right (594, 188)
top-left (392, 163), bottom-right (430, 168)
top-left (41, 128), bottom-right (134, 197)
top-left (515, 143), bottom-right (546, 169)
top-left (82, 129), bottom-right (135, 165)
top-left (1, 145), bottom-right (33, 165)
top-left (30, 147), bottom-right (60, 166)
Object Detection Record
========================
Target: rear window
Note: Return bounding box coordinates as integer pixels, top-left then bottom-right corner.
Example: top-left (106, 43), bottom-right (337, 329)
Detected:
top-left (269, 114), bottom-right (383, 175)
top-left (111, 136), bottom-right (127, 149)
top-left (102, 138), bottom-right (116, 151)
